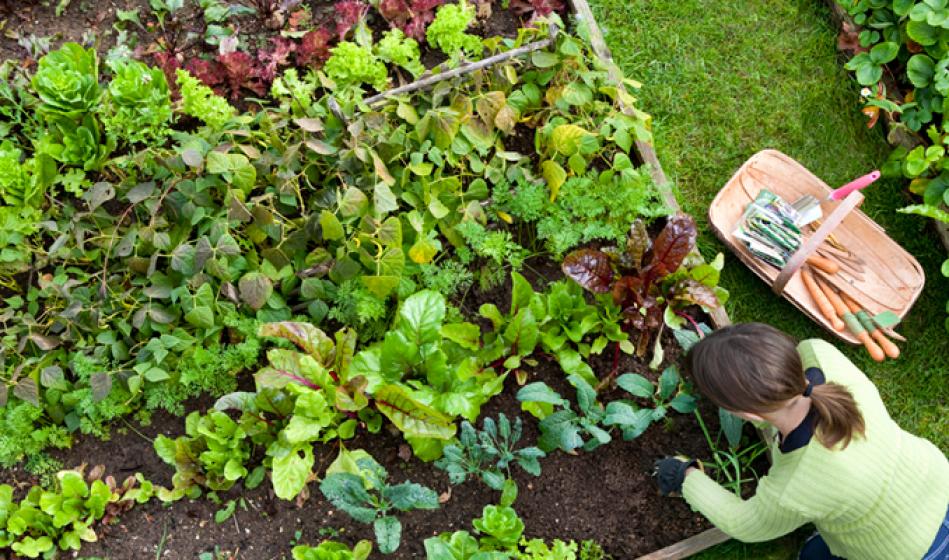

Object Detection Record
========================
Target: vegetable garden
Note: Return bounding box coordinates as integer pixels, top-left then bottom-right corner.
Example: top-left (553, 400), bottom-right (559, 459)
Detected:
top-left (0, 0), bottom-right (942, 558)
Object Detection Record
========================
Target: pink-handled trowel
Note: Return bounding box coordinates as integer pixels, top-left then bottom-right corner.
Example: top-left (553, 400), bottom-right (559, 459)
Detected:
top-left (791, 170), bottom-right (881, 225)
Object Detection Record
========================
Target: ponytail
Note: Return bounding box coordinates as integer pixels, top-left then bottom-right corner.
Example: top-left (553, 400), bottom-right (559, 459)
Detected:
top-left (808, 382), bottom-right (865, 450)
top-left (687, 323), bottom-right (866, 451)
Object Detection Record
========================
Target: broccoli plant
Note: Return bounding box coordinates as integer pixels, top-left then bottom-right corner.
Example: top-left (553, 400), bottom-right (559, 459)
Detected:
top-left (515, 374), bottom-right (611, 453)
top-left (603, 366), bottom-right (697, 441)
top-left (434, 413), bottom-right (545, 490)
top-left (319, 449), bottom-right (439, 554)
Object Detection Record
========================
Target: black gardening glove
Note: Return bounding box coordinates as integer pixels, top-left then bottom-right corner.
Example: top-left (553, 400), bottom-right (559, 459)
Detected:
top-left (653, 456), bottom-right (699, 496)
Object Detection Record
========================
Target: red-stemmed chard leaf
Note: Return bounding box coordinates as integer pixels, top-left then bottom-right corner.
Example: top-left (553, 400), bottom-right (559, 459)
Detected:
top-left (626, 218), bottom-right (651, 270)
top-left (562, 249), bottom-right (614, 293)
top-left (673, 279), bottom-right (720, 310)
top-left (643, 213), bottom-right (697, 286)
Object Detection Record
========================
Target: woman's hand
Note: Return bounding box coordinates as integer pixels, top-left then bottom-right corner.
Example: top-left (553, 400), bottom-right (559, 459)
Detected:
top-left (653, 456), bottom-right (700, 496)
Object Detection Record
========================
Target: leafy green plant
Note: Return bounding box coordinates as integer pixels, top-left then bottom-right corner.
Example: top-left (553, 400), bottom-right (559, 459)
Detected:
top-left (352, 290), bottom-right (504, 459)
top-left (153, 409), bottom-right (252, 496)
top-left (515, 374), bottom-right (610, 453)
top-left (320, 449), bottom-right (440, 554)
top-left (602, 366), bottom-right (696, 441)
top-left (176, 69), bottom-right (236, 129)
top-left (479, 272), bottom-right (626, 387)
top-left (0, 469), bottom-right (155, 558)
top-left (324, 42), bottom-right (389, 92)
top-left (562, 215), bottom-right (726, 364)
top-left (31, 43), bottom-right (100, 119)
top-left (377, 29), bottom-right (426, 78)
top-left (843, 41), bottom-right (900, 86)
top-left (425, 503), bottom-right (603, 559)
top-left (434, 413), bottom-right (545, 490)
top-left (103, 59), bottom-right (173, 145)
top-left (292, 539), bottom-right (373, 560)
top-left (473, 504), bottom-right (525, 550)
top-left (426, 0), bottom-right (483, 59)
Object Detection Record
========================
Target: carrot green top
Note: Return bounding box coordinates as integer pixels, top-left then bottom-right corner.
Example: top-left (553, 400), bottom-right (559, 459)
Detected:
top-left (682, 339), bottom-right (949, 560)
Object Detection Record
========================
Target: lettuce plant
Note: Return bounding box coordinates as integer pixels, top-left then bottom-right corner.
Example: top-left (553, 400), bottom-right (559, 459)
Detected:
top-left (323, 41), bottom-right (389, 91)
top-left (104, 59), bottom-right (173, 144)
top-left (562, 215), bottom-right (725, 360)
top-left (153, 409), bottom-right (252, 496)
top-left (376, 29), bottom-right (425, 78)
top-left (0, 470), bottom-right (155, 558)
top-left (426, 0), bottom-right (482, 59)
top-left (320, 450), bottom-right (439, 554)
top-left (472, 505), bottom-right (525, 549)
top-left (31, 43), bottom-right (100, 119)
top-left (176, 69), bottom-right (237, 130)
top-left (292, 539), bottom-right (372, 560)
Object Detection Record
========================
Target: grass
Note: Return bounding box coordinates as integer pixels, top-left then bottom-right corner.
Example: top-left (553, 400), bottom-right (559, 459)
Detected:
top-left (585, 0), bottom-right (949, 557)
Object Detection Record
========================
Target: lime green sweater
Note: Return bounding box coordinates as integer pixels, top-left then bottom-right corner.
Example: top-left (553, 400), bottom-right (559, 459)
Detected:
top-left (682, 339), bottom-right (949, 560)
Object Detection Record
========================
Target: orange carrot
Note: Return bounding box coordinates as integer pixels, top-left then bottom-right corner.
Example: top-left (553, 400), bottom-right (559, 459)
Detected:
top-left (805, 255), bottom-right (840, 275)
top-left (840, 292), bottom-right (900, 359)
top-left (817, 278), bottom-right (885, 362)
top-left (801, 267), bottom-right (844, 331)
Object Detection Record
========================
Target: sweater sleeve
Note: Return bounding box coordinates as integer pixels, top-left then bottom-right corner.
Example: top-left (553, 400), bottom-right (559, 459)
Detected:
top-left (682, 471), bottom-right (808, 542)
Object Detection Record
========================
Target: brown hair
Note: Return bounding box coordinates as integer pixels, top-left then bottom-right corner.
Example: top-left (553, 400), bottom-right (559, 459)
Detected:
top-left (686, 323), bottom-right (865, 449)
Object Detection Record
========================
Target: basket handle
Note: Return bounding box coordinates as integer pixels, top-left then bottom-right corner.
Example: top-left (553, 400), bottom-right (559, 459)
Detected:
top-left (772, 190), bottom-right (865, 295)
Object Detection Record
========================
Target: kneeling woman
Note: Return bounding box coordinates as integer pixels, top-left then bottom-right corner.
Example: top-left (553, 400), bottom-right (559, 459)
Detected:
top-left (655, 323), bottom-right (949, 560)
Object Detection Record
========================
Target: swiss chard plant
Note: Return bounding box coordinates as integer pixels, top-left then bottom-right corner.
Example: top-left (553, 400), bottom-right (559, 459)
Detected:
top-left (562, 215), bottom-right (726, 366)
top-left (320, 449), bottom-right (440, 554)
top-left (434, 413), bottom-right (545, 490)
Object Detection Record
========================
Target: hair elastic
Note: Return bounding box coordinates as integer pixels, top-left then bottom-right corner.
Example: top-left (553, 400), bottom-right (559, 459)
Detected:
top-left (803, 383), bottom-right (814, 397)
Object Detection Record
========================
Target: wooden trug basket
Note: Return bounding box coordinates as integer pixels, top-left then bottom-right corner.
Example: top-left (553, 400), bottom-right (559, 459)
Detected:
top-left (709, 149), bottom-right (925, 344)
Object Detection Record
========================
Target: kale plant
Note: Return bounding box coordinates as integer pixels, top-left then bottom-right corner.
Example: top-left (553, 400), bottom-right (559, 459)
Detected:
top-left (320, 450), bottom-right (439, 554)
top-left (435, 413), bottom-right (545, 490)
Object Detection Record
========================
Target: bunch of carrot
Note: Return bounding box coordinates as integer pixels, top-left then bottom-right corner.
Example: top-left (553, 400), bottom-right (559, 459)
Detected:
top-left (800, 266), bottom-right (900, 362)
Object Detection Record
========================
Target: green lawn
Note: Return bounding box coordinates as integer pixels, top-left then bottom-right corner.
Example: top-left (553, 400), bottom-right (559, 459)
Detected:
top-left (586, 0), bottom-right (949, 557)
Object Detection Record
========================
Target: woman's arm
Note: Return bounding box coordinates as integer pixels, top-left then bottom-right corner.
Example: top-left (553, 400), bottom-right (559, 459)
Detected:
top-left (682, 470), bottom-right (808, 542)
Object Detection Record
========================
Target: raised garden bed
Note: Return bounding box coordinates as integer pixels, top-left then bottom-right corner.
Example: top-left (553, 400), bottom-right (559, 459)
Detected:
top-left (0, 1), bottom-right (753, 559)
